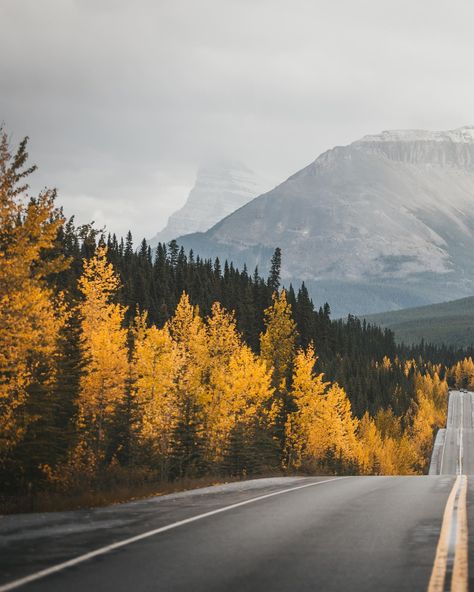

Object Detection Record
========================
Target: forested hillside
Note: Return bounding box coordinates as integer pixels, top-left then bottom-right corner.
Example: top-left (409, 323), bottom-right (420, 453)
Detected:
top-left (2, 134), bottom-right (474, 511)
top-left (365, 296), bottom-right (474, 347)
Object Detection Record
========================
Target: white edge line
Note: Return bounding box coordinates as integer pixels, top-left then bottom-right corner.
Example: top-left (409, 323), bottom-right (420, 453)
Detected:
top-left (458, 392), bottom-right (464, 476)
top-left (439, 390), bottom-right (454, 474)
top-left (439, 430), bottom-right (447, 475)
top-left (0, 477), bottom-right (345, 592)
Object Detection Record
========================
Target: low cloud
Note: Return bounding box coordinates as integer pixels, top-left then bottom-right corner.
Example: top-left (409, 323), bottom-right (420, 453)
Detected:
top-left (2, 0), bottom-right (474, 239)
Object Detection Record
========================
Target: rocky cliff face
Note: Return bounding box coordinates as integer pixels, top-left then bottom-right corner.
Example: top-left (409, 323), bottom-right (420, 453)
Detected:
top-left (178, 127), bottom-right (474, 316)
top-left (150, 162), bottom-right (263, 245)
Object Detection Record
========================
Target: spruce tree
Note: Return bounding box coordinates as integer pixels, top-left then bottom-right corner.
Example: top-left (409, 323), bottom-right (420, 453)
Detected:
top-left (268, 247), bottom-right (282, 293)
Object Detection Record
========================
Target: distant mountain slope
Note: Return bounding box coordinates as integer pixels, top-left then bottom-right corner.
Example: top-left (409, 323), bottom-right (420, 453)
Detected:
top-left (150, 162), bottom-right (264, 245)
top-left (178, 126), bottom-right (474, 317)
top-left (364, 296), bottom-right (474, 346)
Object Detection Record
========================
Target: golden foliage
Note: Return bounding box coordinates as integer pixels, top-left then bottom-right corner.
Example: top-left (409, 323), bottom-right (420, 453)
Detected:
top-left (358, 411), bottom-right (416, 475)
top-left (450, 357), bottom-right (474, 390)
top-left (0, 133), bottom-right (67, 457)
top-left (260, 290), bottom-right (297, 391)
top-left (168, 292), bottom-right (208, 406)
top-left (408, 369), bottom-right (448, 473)
top-left (131, 298), bottom-right (275, 467)
top-left (205, 306), bottom-right (275, 461)
top-left (76, 246), bottom-right (128, 461)
top-left (286, 350), bottom-right (448, 476)
top-left (132, 312), bottom-right (181, 460)
top-left (285, 344), bottom-right (359, 470)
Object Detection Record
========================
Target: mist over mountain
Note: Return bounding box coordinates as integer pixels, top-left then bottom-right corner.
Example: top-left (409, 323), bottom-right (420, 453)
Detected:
top-left (178, 126), bottom-right (474, 317)
top-left (150, 162), bottom-right (264, 245)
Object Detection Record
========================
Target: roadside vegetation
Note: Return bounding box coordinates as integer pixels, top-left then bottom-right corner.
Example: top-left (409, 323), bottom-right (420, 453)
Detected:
top-left (0, 133), bottom-right (470, 513)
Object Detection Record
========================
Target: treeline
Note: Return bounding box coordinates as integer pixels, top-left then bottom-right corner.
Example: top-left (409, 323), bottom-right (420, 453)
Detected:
top-left (54, 219), bottom-right (454, 420)
top-left (0, 133), bottom-right (467, 507)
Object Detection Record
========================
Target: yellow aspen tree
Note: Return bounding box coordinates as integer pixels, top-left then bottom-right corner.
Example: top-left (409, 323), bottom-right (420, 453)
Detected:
top-left (357, 413), bottom-right (384, 474)
top-left (208, 341), bottom-right (275, 463)
top-left (324, 383), bottom-right (360, 464)
top-left (374, 408), bottom-right (402, 440)
top-left (206, 302), bottom-right (242, 362)
top-left (286, 344), bottom-right (359, 471)
top-left (409, 391), bottom-right (436, 473)
top-left (224, 345), bottom-right (277, 474)
top-left (455, 357), bottom-right (474, 389)
top-left (373, 407), bottom-right (415, 474)
top-left (224, 345), bottom-right (275, 427)
top-left (358, 411), bottom-right (416, 475)
top-left (285, 345), bottom-right (331, 468)
top-left (413, 370), bottom-right (448, 426)
top-left (203, 303), bottom-right (243, 462)
top-left (132, 311), bottom-right (181, 469)
top-left (407, 369), bottom-right (448, 473)
top-left (0, 133), bottom-right (67, 459)
top-left (466, 358), bottom-right (474, 389)
top-left (77, 246), bottom-right (128, 466)
top-left (168, 292), bottom-right (208, 404)
top-left (260, 290), bottom-right (297, 453)
top-left (285, 346), bottom-right (327, 468)
top-left (167, 292), bottom-right (209, 476)
top-left (453, 361), bottom-right (464, 389)
top-left (393, 434), bottom-right (418, 475)
top-left (260, 290), bottom-right (297, 391)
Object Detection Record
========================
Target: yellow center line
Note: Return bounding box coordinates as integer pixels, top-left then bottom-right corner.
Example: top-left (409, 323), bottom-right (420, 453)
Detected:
top-left (452, 476), bottom-right (468, 592)
top-left (428, 476), bottom-right (468, 592)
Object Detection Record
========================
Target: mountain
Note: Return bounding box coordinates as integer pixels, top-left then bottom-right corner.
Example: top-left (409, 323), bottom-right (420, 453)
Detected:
top-left (364, 296), bottom-right (474, 347)
top-left (150, 162), bottom-right (264, 245)
top-left (178, 126), bottom-right (474, 317)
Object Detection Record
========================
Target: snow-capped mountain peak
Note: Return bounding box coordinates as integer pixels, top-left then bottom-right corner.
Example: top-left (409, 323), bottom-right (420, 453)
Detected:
top-left (150, 162), bottom-right (266, 245)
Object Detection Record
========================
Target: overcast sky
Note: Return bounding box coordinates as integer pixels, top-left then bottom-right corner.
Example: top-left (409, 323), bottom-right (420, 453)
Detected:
top-left (2, 0), bottom-right (474, 240)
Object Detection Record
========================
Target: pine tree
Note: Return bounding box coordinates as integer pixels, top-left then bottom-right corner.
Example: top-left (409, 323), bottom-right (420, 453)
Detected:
top-left (268, 247), bottom-right (282, 293)
top-left (295, 283), bottom-right (315, 348)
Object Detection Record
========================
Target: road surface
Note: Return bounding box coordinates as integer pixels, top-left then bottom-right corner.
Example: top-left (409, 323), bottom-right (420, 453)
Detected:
top-left (0, 390), bottom-right (472, 592)
top-left (429, 389), bottom-right (474, 475)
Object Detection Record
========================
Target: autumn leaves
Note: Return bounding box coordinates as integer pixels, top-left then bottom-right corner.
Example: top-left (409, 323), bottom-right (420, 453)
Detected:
top-left (68, 245), bottom-right (449, 481)
top-left (74, 249), bottom-right (277, 479)
top-left (0, 133), bottom-right (68, 460)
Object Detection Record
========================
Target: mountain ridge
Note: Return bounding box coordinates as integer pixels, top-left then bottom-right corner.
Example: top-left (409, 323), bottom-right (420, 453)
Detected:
top-left (177, 126), bottom-right (474, 317)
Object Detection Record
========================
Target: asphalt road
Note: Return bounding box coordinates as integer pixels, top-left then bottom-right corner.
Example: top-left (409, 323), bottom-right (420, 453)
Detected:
top-left (0, 390), bottom-right (472, 592)
top-left (438, 390), bottom-right (474, 475)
